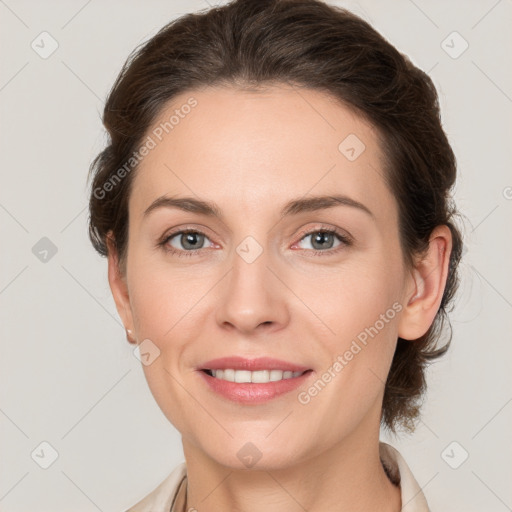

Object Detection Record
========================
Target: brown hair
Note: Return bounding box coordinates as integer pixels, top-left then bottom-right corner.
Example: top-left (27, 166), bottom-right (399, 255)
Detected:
top-left (88, 0), bottom-right (462, 433)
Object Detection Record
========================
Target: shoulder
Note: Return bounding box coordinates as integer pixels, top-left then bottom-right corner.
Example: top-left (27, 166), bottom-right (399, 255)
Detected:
top-left (124, 462), bottom-right (187, 512)
top-left (379, 441), bottom-right (431, 512)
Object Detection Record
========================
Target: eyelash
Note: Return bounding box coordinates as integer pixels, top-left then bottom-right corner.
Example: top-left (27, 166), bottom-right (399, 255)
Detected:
top-left (158, 226), bottom-right (352, 258)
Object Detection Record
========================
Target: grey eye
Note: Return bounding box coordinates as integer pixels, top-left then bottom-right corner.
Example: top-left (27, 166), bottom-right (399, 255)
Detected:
top-left (298, 231), bottom-right (342, 251)
top-left (168, 231), bottom-right (211, 251)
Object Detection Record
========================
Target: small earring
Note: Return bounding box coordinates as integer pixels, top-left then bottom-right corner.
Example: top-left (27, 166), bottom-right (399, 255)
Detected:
top-left (126, 329), bottom-right (135, 343)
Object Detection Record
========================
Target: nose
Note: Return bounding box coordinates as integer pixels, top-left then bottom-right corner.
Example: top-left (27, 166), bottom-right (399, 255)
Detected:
top-left (214, 241), bottom-right (290, 335)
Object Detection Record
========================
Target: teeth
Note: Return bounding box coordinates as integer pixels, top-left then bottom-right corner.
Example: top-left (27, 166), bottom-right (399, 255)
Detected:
top-left (210, 369), bottom-right (304, 383)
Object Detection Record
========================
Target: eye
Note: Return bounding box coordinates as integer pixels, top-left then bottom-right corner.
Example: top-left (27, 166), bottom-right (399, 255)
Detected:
top-left (293, 227), bottom-right (351, 254)
top-left (159, 226), bottom-right (352, 258)
top-left (160, 229), bottom-right (214, 257)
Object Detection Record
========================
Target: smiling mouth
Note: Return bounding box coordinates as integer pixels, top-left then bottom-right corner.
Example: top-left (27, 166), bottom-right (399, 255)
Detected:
top-left (202, 368), bottom-right (312, 383)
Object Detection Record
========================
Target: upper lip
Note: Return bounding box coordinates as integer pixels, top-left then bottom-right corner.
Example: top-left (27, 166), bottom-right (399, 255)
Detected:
top-left (199, 356), bottom-right (311, 373)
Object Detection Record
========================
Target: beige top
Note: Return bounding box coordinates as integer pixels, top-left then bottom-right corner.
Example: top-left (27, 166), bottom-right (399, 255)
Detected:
top-left (125, 442), bottom-right (430, 512)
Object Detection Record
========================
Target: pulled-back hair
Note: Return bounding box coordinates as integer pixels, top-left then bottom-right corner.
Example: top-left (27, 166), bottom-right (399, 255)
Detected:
top-left (88, 0), bottom-right (462, 433)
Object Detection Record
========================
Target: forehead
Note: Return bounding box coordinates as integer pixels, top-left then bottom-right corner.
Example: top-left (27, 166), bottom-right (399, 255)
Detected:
top-left (130, 84), bottom-right (395, 222)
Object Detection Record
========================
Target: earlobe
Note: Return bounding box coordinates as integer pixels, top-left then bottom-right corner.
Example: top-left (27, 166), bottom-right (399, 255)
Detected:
top-left (126, 328), bottom-right (136, 343)
top-left (106, 232), bottom-right (136, 344)
top-left (398, 225), bottom-right (452, 341)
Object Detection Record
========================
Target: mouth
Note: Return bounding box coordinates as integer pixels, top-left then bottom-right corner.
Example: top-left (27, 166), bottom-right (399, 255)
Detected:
top-left (197, 363), bottom-right (314, 403)
top-left (201, 368), bottom-right (311, 383)
top-left (196, 356), bottom-right (314, 403)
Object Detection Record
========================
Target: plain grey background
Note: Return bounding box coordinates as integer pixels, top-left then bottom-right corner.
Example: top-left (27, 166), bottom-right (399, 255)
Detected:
top-left (1, 0), bottom-right (511, 510)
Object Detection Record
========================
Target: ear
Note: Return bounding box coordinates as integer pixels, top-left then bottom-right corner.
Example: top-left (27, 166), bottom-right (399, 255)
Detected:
top-left (106, 232), bottom-right (136, 344)
top-left (398, 225), bottom-right (453, 340)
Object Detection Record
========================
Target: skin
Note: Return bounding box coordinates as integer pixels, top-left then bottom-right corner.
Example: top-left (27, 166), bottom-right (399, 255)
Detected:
top-left (108, 84), bottom-right (452, 512)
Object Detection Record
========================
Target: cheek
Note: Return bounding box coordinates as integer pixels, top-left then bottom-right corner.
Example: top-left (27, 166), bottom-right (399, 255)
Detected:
top-left (314, 258), bottom-right (403, 338)
top-left (127, 261), bottom-right (199, 432)
top-left (127, 255), bottom-right (196, 338)
top-left (129, 280), bottom-right (171, 338)
top-left (308, 258), bottom-right (404, 397)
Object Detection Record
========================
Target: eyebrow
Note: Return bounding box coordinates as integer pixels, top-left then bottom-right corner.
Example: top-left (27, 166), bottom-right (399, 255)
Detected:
top-left (143, 194), bottom-right (374, 220)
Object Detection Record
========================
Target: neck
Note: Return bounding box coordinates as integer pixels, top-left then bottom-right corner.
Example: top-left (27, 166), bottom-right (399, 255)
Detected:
top-left (181, 416), bottom-right (401, 512)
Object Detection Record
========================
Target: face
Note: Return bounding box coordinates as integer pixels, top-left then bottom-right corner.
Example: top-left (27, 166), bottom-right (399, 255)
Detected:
top-left (113, 84), bottom-right (414, 470)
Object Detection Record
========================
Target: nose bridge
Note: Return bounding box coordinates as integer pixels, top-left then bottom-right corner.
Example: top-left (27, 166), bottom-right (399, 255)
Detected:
top-left (235, 234), bottom-right (267, 267)
top-left (229, 232), bottom-right (274, 295)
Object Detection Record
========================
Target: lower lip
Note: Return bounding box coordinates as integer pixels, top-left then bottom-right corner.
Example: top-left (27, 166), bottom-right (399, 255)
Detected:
top-left (197, 370), bottom-right (313, 404)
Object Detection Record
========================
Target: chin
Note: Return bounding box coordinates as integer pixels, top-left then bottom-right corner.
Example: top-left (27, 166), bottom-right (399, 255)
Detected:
top-left (200, 438), bottom-right (306, 472)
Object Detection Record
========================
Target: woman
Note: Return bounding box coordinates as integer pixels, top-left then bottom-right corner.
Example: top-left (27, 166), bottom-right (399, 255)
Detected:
top-left (88, 0), bottom-right (462, 510)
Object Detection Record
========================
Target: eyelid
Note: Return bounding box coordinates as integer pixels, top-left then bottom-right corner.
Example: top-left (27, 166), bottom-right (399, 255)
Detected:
top-left (158, 226), bottom-right (217, 255)
top-left (158, 224), bottom-right (216, 244)
top-left (293, 223), bottom-right (353, 246)
top-left (159, 223), bottom-right (353, 256)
